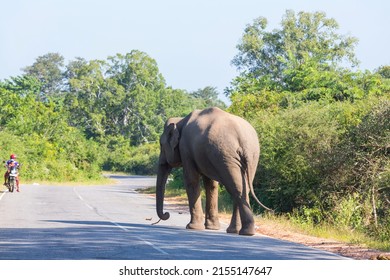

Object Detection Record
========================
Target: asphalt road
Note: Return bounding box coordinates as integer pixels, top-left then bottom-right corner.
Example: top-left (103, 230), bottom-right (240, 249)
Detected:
top-left (0, 175), bottom-right (348, 260)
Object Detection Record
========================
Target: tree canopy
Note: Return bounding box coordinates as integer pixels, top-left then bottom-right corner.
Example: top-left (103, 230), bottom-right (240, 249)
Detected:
top-left (22, 52), bottom-right (65, 101)
top-left (228, 10), bottom-right (362, 100)
top-left (0, 50), bottom-right (226, 180)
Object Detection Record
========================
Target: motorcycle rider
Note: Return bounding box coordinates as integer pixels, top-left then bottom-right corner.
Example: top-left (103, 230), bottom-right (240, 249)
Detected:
top-left (4, 154), bottom-right (20, 192)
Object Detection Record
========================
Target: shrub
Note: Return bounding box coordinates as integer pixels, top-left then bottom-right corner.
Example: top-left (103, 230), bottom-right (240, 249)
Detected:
top-left (252, 102), bottom-right (344, 212)
top-left (250, 97), bottom-right (389, 242)
top-left (103, 139), bottom-right (159, 175)
top-left (0, 128), bottom-right (104, 182)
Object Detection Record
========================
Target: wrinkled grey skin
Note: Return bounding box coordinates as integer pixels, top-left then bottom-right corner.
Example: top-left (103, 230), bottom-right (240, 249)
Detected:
top-left (156, 107), bottom-right (268, 236)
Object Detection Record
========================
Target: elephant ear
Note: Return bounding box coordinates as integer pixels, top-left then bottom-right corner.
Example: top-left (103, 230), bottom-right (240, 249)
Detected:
top-left (167, 123), bottom-right (180, 150)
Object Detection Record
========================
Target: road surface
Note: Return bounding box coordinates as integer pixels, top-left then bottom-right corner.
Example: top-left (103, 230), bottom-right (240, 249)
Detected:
top-left (0, 175), bottom-right (348, 260)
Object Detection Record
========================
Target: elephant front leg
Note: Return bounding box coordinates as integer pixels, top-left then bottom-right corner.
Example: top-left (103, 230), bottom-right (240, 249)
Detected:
top-left (203, 176), bottom-right (220, 230)
top-left (184, 170), bottom-right (205, 230)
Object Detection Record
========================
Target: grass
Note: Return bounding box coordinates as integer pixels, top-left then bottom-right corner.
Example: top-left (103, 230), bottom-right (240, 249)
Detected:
top-left (22, 174), bottom-right (116, 186)
top-left (255, 212), bottom-right (390, 251)
top-left (298, 221), bottom-right (389, 251)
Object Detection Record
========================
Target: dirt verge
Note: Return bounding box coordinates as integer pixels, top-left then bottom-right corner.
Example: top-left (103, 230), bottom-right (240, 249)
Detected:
top-left (255, 221), bottom-right (390, 260)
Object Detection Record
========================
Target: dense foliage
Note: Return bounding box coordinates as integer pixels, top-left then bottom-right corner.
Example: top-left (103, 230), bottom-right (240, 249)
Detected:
top-left (228, 10), bottom-right (389, 245)
top-left (0, 51), bottom-right (226, 181)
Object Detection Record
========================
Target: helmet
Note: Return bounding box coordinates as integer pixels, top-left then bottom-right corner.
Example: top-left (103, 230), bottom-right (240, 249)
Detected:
top-left (10, 154), bottom-right (16, 159)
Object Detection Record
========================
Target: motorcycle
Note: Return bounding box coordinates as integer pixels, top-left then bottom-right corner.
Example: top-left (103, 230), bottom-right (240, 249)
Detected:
top-left (5, 161), bottom-right (19, 193)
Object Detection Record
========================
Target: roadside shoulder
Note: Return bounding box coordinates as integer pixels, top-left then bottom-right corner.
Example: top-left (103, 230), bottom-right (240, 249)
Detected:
top-left (255, 219), bottom-right (390, 260)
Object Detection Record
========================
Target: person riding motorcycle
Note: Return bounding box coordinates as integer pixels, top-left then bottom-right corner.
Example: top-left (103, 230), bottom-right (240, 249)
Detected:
top-left (4, 154), bottom-right (20, 192)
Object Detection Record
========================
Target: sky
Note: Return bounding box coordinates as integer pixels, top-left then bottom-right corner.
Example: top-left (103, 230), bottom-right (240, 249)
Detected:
top-left (1, 0), bottom-right (389, 103)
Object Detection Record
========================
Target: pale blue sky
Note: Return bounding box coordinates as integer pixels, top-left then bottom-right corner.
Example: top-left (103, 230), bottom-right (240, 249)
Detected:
top-left (1, 0), bottom-right (389, 101)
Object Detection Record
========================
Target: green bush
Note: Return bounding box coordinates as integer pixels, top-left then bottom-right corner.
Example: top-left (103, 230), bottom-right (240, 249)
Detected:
top-left (289, 205), bottom-right (324, 227)
top-left (166, 168), bottom-right (185, 190)
top-left (251, 102), bottom-right (344, 211)
top-left (332, 194), bottom-right (371, 230)
top-left (126, 143), bottom-right (159, 175)
top-left (103, 139), bottom-right (159, 175)
top-left (327, 99), bottom-right (390, 234)
top-left (0, 128), bottom-right (104, 182)
top-left (248, 96), bottom-right (389, 242)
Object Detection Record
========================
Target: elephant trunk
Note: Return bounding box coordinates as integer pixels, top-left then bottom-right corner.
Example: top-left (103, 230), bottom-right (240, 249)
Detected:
top-left (156, 162), bottom-right (172, 220)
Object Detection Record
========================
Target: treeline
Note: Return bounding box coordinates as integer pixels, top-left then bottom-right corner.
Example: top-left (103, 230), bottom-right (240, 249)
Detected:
top-left (227, 11), bottom-right (389, 244)
top-left (0, 51), bottom-right (225, 181)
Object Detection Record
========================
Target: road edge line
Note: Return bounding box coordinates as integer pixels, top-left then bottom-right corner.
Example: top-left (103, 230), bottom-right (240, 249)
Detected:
top-left (0, 189), bottom-right (8, 201)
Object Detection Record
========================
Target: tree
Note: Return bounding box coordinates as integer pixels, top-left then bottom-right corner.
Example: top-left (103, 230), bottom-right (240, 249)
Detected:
top-left (0, 76), bottom-right (69, 140)
top-left (376, 65), bottom-right (390, 79)
top-left (228, 10), bottom-right (359, 96)
top-left (65, 58), bottom-right (112, 138)
top-left (106, 51), bottom-right (166, 144)
top-left (65, 51), bottom-right (192, 145)
top-left (191, 86), bottom-right (226, 109)
top-left (107, 50), bottom-right (166, 92)
top-left (158, 87), bottom-right (202, 119)
top-left (0, 76), bottom-right (41, 128)
top-left (22, 53), bottom-right (65, 101)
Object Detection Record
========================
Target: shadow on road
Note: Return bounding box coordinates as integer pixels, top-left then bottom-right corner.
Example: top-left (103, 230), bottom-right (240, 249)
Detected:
top-left (0, 219), bottom-right (347, 260)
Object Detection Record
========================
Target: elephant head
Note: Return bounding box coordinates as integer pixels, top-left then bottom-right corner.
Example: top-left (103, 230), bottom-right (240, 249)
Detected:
top-left (156, 118), bottom-right (183, 221)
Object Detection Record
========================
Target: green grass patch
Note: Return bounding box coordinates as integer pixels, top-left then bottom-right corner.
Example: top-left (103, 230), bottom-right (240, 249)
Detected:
top-left (258, 212), bottom-right (390, 251)
top-left (22, 173), bottom-right (116, 186)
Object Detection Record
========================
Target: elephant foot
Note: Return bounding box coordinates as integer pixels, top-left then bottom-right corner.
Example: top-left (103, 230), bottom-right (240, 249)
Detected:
top-left (238, 224), bottom-right (255, 236)
top-left (186, 222), bottom-right (205, 230)
top-left (205, 218), bottom-right (220, 230)
top-left (226, 225), bottom-right (240, 234)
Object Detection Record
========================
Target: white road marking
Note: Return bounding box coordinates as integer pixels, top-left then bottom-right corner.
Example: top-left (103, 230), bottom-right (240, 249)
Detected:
top-left (73, 187), bottom-right (84, 201)
top-left (85, 203), bottom-right (94, 210)
top-left (137, 237), bottom-right (169, 255)
top-left (72, 186), bottom-right (169, 256)
top-left (111, 220), bottom-right (129, 232)
top-left (0, 189), bottom-right (8, 201)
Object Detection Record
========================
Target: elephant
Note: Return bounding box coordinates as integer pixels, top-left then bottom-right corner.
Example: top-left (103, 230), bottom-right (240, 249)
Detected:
top-left (156, 107), bottom-right (270, 236)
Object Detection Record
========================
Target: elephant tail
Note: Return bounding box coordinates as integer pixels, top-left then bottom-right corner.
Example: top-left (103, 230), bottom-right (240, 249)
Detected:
top-left (249, 183), bottom-right (274, 213)
top-left (242, 156), bottom-right (274, 213)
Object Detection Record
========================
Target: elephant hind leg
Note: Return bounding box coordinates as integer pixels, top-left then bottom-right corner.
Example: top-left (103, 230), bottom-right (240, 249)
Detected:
top-left (222, 168), bottom-right (256, 236)
top-left (226, 199), bottom-right (255, 235)
top-left (203, 176), bottom-right (220, 230)
top-left (237, 201), bottom-right (255, 236)
top-left (226, 203), bottom-right (240, 234)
